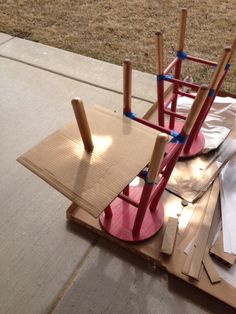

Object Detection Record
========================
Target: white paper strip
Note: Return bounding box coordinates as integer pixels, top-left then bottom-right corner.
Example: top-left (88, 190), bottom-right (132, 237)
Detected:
top-left (220, 161), bottom-right (236, 255)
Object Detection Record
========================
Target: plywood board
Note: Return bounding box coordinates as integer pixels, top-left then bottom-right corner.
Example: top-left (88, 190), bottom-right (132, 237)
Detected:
top-left (18, 105), bottom-right (161, 218)
top-left (68, 184), bottom-right (236, 309)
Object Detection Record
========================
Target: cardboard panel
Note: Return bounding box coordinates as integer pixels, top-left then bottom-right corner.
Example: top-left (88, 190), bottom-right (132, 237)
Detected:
top-left (18, 105), bottom-right (160, 217)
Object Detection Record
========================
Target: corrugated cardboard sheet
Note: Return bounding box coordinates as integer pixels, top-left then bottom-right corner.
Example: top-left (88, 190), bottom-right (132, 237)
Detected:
top-left (18, 105), bottom-right (159, 217)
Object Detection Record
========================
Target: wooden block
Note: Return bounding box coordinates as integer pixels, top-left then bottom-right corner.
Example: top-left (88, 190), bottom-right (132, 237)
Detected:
top-left (203, 252), bottom-right (221, 284)
top-left (161, 217), bottom-right (178, 255)
top-left (210, 231), bottom-right (236, 267)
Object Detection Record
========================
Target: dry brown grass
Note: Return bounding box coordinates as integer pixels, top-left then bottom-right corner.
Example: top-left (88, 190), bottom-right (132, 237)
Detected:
top-left (0, 0), bottom-right (235, 92)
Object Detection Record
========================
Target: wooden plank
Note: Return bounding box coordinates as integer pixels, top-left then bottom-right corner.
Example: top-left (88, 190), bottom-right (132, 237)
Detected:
top-left (161, 217), bottom-right (178, 255)
top-left (187, 179), bottom-right (220, 280)
top-left (203, 252), bottom-right (221, 284)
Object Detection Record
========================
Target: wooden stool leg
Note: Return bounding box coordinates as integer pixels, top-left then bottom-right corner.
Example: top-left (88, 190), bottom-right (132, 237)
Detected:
top-left (169, 8), bottom-right (188, 129)
top-left (71, 98), bottom-right (94, 152)
top-left (149, 85), bottom-right (209, 211)
top-left (123, 59), bottom-right (132, 114)
top-left (156, 31), bottom-right (165, 126)
top-left (184, 47), bottom-right (232, 153)
top-left (132, 133), bottom-right (169, 235)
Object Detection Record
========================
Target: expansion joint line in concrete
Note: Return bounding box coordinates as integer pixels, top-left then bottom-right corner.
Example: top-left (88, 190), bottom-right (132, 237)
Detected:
top-left (0, 53), bottom-right (153, 105)
top-left (0, 36), bottom-right (15, 47)
top-left (48, 235), bottom-right (100, 314)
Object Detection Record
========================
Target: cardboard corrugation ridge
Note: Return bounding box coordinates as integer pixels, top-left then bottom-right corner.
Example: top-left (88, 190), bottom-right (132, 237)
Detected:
top-left (17, 105), bottom-right (160, 217)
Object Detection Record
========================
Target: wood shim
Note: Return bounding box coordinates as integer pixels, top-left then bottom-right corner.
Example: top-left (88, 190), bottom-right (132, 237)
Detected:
top-left (161, 217), bottom-right (178, 255)
top-left (182, 178), bottom-right (220, 280)
top-left (210, 231), bottom-right (236, 267)
top-left (203, 251), bottom-right (221, 284)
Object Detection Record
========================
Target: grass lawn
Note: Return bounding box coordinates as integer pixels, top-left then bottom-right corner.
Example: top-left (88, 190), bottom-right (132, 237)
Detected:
top-left (0, 0), bottom-right (235, 93)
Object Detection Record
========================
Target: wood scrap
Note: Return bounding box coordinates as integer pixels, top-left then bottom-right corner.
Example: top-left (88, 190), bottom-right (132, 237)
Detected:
top-left (203, 251), bottom-right (221, 284)
top-left (161, 217), bottom-right (178, 255)
top-left (182, 179), bottom-right (219, 280)
top-left (210, 231), bottom-right (236, 267)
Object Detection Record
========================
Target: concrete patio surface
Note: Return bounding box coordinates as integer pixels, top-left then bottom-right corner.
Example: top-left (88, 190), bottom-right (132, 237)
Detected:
top-left (0, 33), bottom-right (235, 314)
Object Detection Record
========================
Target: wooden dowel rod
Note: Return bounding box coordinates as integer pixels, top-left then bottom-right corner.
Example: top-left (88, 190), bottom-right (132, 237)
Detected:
top-left (210, 47), bottom-right (231, 90)
top-left (155, 31), bottom-right (164, 75)
top-left (182, 85), bottom-right (209, 135)
top-left (71, 98), bottom-right (94, 152)
top-left (123, 59), bottom-right (132, 113)
top-left (177, 8), bottom-right (187, 51)
top-left (147, 133), bottom-right (169, 183)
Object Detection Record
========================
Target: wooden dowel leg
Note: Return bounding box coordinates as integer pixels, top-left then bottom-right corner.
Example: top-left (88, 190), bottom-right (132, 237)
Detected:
top-left (182, 85), bottom-right (209, 136)
top-left (147, 133), bottom-right (169, 183)
top-left (156, 31), bottom-right (164, 75)
top-left (210, 47), bottom-right (232, 90)
top-left (132, 133), bottom-right (169, 235)
top-left (123, 59), bottom-right (132, 114)
top-left (184, 48), bottom-right (231, 153)
top-left (156, 31), bottom-right (165, 126)
top-left (71, 98), bottom-right (94, 152)
top-left (177, 8), bottom-right (187, 51)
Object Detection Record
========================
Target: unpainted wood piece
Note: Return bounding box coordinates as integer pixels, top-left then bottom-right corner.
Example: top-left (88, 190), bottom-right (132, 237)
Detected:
top-left (123, 59), bottom-right (132, 113)
top-left (177, 8), bottom-right (187, 51)
top-left (147, 133), bottom-right (169, 183)
top-left (210, 47), bottom-right (231, 90)
top-left (161, 217), bottom-right (178, 255)
top-left (203, 251), bottom-right (221, 284)
top-left (187, 179), bottom-right (220, 280)
top-left (210, 231), bottom-right (236, 267)
top-left (155, 31), bottom-right (164, 75)
top-left (71, 98), bottom-right (94, 152)
top-left (182, 85), bottom-right (209, 135)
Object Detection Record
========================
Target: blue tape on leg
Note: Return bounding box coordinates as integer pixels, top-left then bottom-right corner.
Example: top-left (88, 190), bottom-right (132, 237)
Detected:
top-left (140, 169), bottom-right (155, 184)
top-left (225, 64), bottom-right (231, 70)
top-left (208, 89), bottom-right (215, 97)
top-left (140, 169), bottom-right (148, 180)
top-left (157, 74), bottom-right (173, 81)
top-left (124, 111), bottom-right (136, 119)
top-left (171, 131), bottom-right (187, 144)
top-left (177, 50), bottom-right (187, 60)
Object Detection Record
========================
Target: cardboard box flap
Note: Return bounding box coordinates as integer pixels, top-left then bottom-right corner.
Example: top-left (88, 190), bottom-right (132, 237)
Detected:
top-left (18, 105), bottom-right (160, 217)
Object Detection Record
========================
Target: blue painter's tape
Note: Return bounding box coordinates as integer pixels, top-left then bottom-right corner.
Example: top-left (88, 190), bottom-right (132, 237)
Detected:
top-left (225, 64), bottom-right (231, 70)
top-left (208, 89), bottom-right (215, 97)
top-left (140, 169), bottom-right (155, 184)
top-left (124, 111), bottom-right (136, 119)
top-left (157, 74), bottom-right (173, 81)
top-left (171, 131), bottom-right (187, 144)
top-left (140, 169), bottom-right (148, 180)
top-left (177, 50), bottom-right (187, 60)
